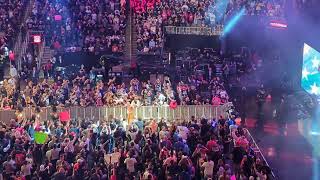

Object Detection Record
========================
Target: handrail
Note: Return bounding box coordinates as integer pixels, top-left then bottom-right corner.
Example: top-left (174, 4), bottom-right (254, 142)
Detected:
top-left (13, 33), bottom-right (22, 69)
top-left (38, 38), bottom-right (46, 70)
top-left (13, 0), bottom-right (35, 71)
top-left (244, 128), bottom-right (276, 178)
top-left (22, 0), bottom-right (34, 24)
top-left (164, 25), bottom-right (224, 36)
top-left (29, 30), bottom-right (45, 35)
top-left (18, 31), bottom-right (30, 70)
top-left (13, 0), bottom-right (34, 70)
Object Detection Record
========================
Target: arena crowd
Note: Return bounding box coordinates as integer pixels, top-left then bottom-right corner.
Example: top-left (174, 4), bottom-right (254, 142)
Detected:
top-left (0, 0), bottom-right (287, 179)
top-left (0, 108), bottom-right (272, 180)
top-left (0, 46), bottom-right (275, 180)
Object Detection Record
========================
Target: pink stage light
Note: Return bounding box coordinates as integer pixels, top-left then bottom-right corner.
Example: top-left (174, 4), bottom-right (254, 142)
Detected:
top-left (269, 20), bottom-right (288, 29)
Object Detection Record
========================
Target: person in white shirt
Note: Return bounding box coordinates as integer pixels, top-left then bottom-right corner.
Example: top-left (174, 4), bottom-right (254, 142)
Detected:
top-left (122, 119), bottom-right (128, 131)
top-left (50, 144), bottom-right (61, 163)
top-left (158, 93), bottom-right (166, 105)
top-left (128, 126), bottom-right (138, 141)
top-left (21, 161), bottom-right (32, 179)
top-left (202, 158), bottom-right (214, 178)
top-left (46, 149), bottom-right (52, 161)
top-left (9, 65), bottom-right (17, 78)
top-left (124, 155), bottom-right (137, 174)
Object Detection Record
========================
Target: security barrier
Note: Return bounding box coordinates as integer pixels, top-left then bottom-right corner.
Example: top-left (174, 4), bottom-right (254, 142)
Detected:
top-left (0, 103), bottom-right (233, 123)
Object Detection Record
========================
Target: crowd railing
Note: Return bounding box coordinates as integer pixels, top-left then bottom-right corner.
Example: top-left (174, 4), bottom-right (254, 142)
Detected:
top-left (0, 103), bottom-right (233, 123)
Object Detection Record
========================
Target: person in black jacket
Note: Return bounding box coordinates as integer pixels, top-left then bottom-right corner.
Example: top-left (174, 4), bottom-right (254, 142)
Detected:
top-left (232, 145), bottom-right (246, 178)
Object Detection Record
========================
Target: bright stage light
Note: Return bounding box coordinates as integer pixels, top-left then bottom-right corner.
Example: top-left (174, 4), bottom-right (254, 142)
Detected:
top-left (222, 8), bottom-right (245, 37)
top-left (301, 43), bottom-right (320, 96)
top-left (310, 131), bottom-right (320, 136)
top-left (269, 20), bottom-right (288, 29)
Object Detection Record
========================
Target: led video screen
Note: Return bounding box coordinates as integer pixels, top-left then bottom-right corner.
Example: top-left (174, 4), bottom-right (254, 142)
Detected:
top-left (301, 43), bottom-right (320, 96)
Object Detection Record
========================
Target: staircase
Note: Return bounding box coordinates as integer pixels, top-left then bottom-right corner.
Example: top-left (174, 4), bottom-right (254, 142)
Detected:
top-left (3, 0), bottom-right (34, 78)
top-left (40, 46), bottom-right (53, 67)
top-left (131, 17), bottom-right (138, 61)
top-left (12, 0), bottom-right (35, 71)
top-left (124, 10), bottom-right (137, 63)
top-left (22, 0), bottom-right (34, 24)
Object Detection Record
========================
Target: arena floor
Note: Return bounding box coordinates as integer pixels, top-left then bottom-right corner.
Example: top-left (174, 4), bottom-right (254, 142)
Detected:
top-left (245, 101), bottom-right (319, 180)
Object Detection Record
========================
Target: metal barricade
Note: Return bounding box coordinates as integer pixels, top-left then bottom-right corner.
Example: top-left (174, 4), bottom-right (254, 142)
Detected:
top-left (0, 104), bottom-right (233, 123)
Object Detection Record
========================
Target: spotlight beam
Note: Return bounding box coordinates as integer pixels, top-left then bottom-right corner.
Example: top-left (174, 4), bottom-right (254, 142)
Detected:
top-left (222, 8), bottom-right (245, 37)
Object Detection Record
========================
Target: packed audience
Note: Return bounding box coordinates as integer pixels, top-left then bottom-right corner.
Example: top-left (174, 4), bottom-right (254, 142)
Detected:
top-left (0, 0), bottom-right (286, 57)
top-left (0, 107), bottom-right (272, 179)
top-left (26, 0), bottom-right (127, 54)
top-left (176, 76), bottom-right (229, 106)
top-left (132, 0), bottom-right (285, 20)
top-left (133, 0), bottom-right (285, 53)
top-left (2, 0), bottom-right (285, 56)
top-left (0, 62), bottom-right (231, 109)
top-left (0, 0), bottom-right (28, 59)
top-left (0, 1), bottom-right (284, 179)
top-left (1, 45), bottom-right (256, 110)
top-left (134, 0), bottom-right (209, 53)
